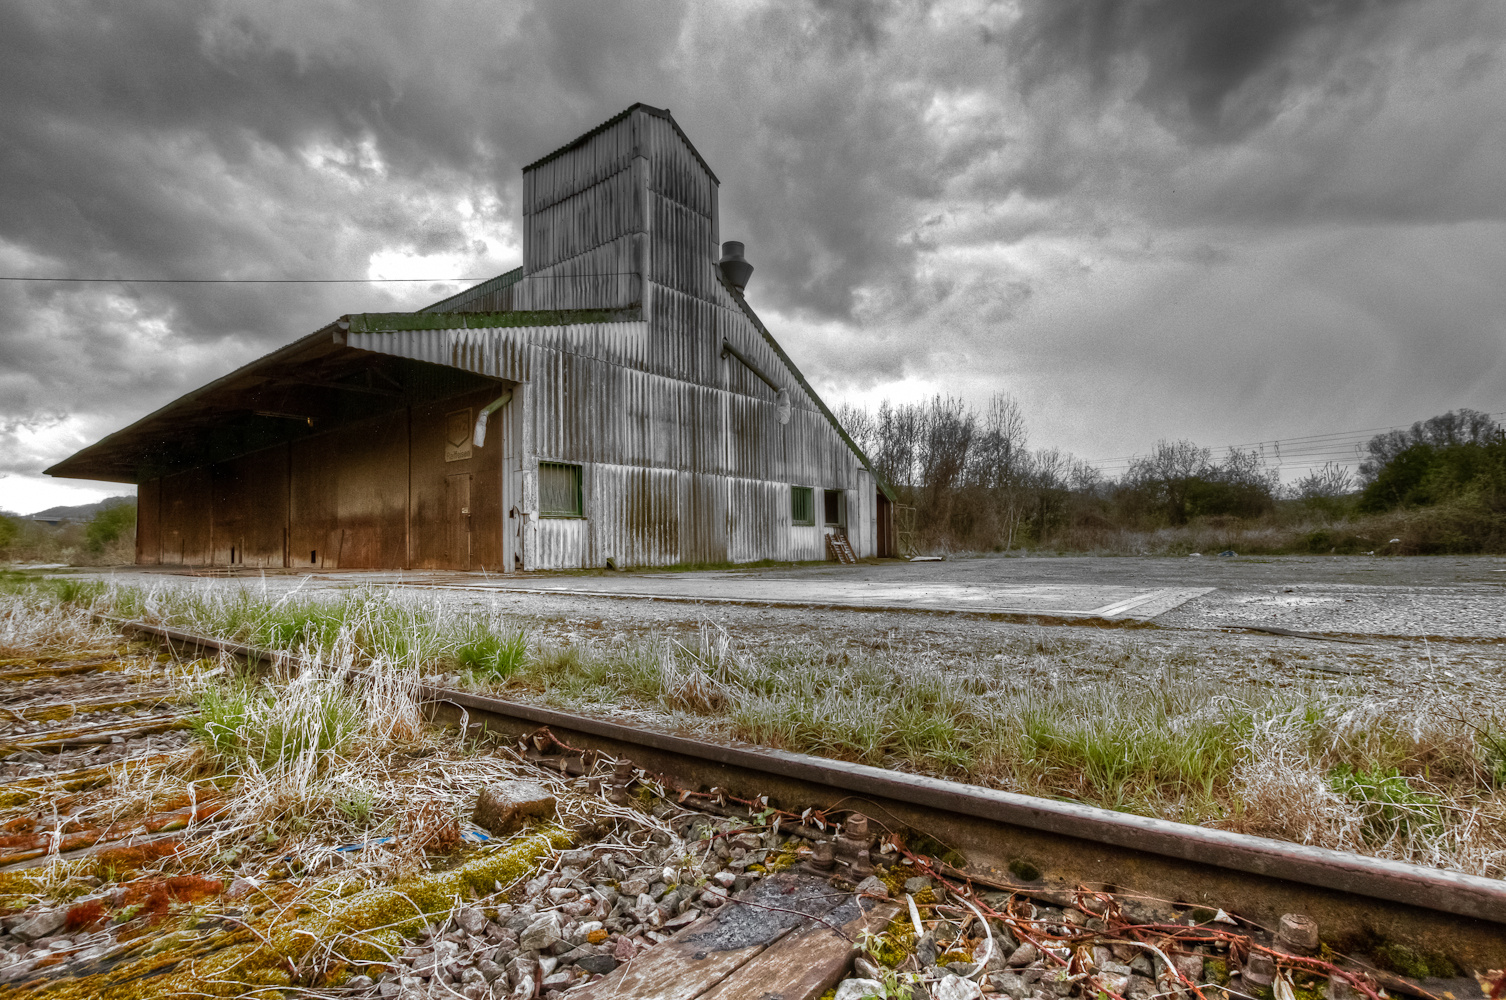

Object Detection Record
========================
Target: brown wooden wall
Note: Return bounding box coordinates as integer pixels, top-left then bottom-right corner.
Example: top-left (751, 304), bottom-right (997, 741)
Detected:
top-left (135, 478), bottom-right (160, 565)
top-left (139, 385), bottom-right (506, 571)
top-left (409, 388), bottom-right (505, 570)
top-left (212, 447), bottom-right (289, 567)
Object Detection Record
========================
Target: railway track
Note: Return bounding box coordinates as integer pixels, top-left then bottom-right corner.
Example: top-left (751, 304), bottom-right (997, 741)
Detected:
top-left (117, 620), bottom-right (1506, 983)
top-left (0, 617), bottom-right (1499, 999)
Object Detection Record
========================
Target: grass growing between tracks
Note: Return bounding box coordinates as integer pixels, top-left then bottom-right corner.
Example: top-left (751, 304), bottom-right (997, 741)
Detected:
top-left (7, 575), bottom-right (1506, 879)
top-left (0, 581), bottom-right (612, 998)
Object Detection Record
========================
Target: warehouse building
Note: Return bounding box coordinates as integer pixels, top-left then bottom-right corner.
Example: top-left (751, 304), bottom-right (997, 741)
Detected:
top-left (48, 104), bottom-right (894, 571)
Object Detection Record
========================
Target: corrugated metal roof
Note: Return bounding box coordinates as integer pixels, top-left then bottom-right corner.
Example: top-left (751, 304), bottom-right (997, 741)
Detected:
top-left (522, 103), bottom-right (720, 186)
top-left (344, 307), bottom-right (639, 334)
top-left (420, 267), bottom-right (523, 313)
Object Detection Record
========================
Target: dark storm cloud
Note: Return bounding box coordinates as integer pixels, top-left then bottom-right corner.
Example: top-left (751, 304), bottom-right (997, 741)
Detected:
top-left (2, 0), bottom-right (1505, 509)
top-left (1009, 0), bottom-right (1408, 142)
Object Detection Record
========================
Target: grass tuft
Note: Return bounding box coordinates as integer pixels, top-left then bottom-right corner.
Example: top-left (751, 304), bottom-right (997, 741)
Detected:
top-left (193, 674), bottom-right (362, 772)
top-left (455, 624), bottom-right (528, 681)
top-left (1329, 765), bottom-right (1446, 847)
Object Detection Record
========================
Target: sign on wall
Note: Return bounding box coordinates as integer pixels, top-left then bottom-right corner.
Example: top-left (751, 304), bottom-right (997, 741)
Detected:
top-left (445, 409), bottom-right (473, 462)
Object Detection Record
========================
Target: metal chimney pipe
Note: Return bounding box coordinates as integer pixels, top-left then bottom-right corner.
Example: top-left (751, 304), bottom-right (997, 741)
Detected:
top-left (718, 241), bottom-right (754, 291)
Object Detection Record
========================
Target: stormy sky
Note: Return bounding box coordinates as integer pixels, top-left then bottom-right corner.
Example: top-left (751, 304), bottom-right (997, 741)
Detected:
top-left (3, 0), bottom-right (1504, 512)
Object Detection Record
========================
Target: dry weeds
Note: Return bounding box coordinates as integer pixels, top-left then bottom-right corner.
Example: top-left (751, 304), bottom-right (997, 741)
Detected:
top-left (7, 577), bottom-right (1504, 880)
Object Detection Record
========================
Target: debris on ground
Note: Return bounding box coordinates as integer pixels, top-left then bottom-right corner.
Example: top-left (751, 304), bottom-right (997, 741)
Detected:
top-left (0, 629), bottom-right (1494, 1000)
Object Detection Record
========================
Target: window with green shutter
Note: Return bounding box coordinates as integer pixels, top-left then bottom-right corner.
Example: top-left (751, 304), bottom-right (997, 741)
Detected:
top-left (791, 486), bottom-right (814, 526)
top-left (539, 463), bottom-right (583, 518)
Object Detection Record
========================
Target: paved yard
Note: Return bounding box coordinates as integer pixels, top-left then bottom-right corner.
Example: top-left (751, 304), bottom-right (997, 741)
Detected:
top-left (65, 552), bottom-right (1506, 717)
top-left (95, 552), bottom-right (1506, 639)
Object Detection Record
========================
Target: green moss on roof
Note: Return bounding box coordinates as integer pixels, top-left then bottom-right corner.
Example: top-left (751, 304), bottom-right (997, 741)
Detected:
top-left (344, 307), bottom-right (641, 334)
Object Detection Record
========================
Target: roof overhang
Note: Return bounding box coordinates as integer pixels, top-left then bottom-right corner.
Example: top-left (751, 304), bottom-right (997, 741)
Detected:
top-left (44, 323), bottom-right (500, 484)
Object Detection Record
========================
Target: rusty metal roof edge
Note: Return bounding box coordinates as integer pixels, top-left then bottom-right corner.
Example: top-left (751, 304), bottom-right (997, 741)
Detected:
top-left (44, 322), bottom-right (343, 483)
top-left (521, 103), bottom-right (721, 186)
top-left (437, 686), bottom-right (1506, 924)
top-left (345, 306), bottom-right (642, 334)
top-left (714, 273), bottom-right (898, 503)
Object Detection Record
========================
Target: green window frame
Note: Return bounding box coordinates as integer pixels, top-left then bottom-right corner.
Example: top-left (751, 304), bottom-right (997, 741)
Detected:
top-left (791, 485), bottom-right (815, 526)
top-left (539, 462), bottom-right (584, 518)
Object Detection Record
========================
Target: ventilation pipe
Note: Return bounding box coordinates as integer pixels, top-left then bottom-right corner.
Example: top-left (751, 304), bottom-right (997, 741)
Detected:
top-left (718, 241), bottom-right (754, 291)
top-left (472, 389), bottom-right (513, 448)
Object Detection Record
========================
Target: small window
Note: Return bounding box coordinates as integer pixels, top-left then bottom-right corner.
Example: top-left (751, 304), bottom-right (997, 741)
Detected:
top-left (823, 488), bottom-right (843, 526)
top-left (539, 462), bottom-right (583, 518)
top-left (791, 486), bottom-right (814, 526)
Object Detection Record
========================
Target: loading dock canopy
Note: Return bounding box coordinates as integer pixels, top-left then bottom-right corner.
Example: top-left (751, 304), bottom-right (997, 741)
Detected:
top-left (45, 323), bottom-right (501, 484)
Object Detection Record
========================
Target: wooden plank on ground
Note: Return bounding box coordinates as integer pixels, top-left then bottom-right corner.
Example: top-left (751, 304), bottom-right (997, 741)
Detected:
top-left (568, 926), bottom-right (768, 1000)
top-left (571, 872), bottom-right (875, 1000)
top-left (699, 899), bottom-right (900, 1000)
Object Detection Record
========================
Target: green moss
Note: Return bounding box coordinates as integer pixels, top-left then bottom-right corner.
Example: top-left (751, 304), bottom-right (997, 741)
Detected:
top-left (328, 826), bottom-right (570, 942)
top-left (862, 917), bottom-right (917, 969)
top-left (903, 832), bottom-right (967, 869)
top-left (758, 844), bottom-right (801, 873)
top-left (1008, 858), bottom-right (1042, 882)
top-left (1290, 974), bottom-right (1327, 1000)
top-left (1372, 943), bottom-right (1459, 979)
top-left (1204, 958), bottom-right (1230, 985)
top-left (0, 829), bottom-right (571, 1000)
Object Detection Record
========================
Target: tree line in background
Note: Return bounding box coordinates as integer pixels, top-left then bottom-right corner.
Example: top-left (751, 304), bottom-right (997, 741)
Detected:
top-left (2, 407), bottom-right (1502, 565)
top-left (838, 399), bottom-right (1506, 555)
top-left (0, 500), bottom-right (136, 565)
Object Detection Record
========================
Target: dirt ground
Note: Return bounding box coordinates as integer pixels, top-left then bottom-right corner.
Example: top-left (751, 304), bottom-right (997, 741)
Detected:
top-left (80, 554), bottom-right (1506, 710)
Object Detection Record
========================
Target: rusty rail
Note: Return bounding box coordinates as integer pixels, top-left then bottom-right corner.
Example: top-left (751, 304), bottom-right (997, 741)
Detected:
top-left (115, 619), bottom-right (1506, 969)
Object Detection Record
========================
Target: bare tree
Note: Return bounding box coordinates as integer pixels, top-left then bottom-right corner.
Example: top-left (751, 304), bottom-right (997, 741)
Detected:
top-left (1126, 440), bottom-right (1213, 525)
top-left (1294, 462), bottom-right (1354, 500)
top-left (875, 400), bottom-right (925, 490)
top-left (918, 396), bottom-right (975, 539)
top-left (969, 394), bottom-right (1029, 549)
top-left (835, 402), bottom-right (877, 458)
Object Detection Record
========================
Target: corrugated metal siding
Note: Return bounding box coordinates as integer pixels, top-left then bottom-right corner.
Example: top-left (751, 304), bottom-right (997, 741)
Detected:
top-left (519, 113), bottom-right (644, 312)
top-left (525, 168), bottom-right (638, 273)
top-left (650, 194), bottom-right (716, 301)
top-left (413, 104), bottom-right (878, 568)
top-left (523, 115), bottom-right (638, 218)
top-left (644, 113), bottom-right (717, 219)
top-left (348, 323), bottom-right (649, 384)
top-left (512, 238), bottom-right (643, 311)
top-left (348, 309), bottom-right (869, 568)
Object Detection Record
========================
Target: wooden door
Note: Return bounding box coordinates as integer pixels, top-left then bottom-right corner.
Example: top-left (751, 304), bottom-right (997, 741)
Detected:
top-left (446, 473), bottom-right (473, 570)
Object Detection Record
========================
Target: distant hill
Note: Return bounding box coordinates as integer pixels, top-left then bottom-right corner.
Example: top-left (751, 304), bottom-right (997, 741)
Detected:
top-left (25, 496), bottom-right (135, 523)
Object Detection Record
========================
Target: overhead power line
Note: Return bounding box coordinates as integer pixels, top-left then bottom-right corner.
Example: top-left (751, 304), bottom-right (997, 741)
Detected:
top-left (0, 276), bottom-right (487, 284)
top-left (1083, 411), bottom-right (1506, 474)
top-left (0, 272), bottom-right (639, 284)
